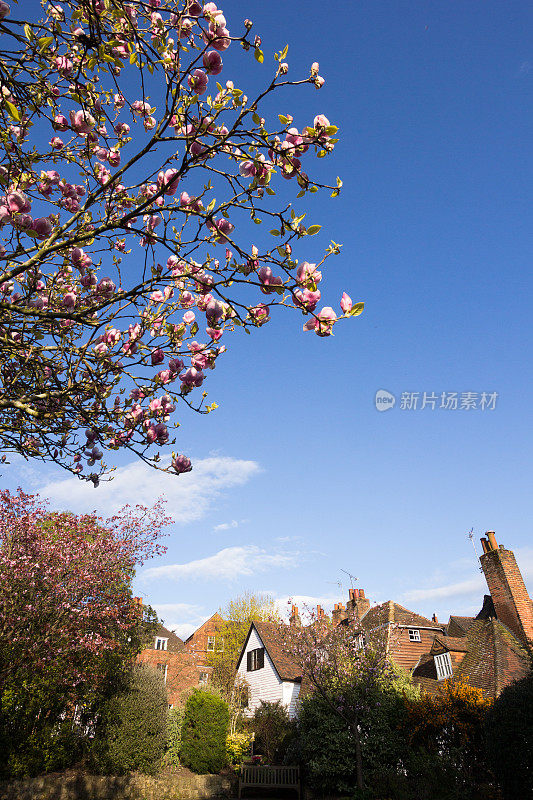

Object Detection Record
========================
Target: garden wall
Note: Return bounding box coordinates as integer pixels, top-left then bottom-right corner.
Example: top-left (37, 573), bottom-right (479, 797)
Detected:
top-left (0, 769), bottom-right (237, 800)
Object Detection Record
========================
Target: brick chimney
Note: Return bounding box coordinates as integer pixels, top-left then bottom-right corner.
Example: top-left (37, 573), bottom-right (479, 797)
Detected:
top-left (479, 532), bottom-right (533, 645)
top-left (289, 604), bottom-right (301, 626)
top-left (316, 604), bottom-right (327, 620)
top-left (346, 587), bottom-right (371, 621)
top-left (331, 602), bottom-right (347, 625)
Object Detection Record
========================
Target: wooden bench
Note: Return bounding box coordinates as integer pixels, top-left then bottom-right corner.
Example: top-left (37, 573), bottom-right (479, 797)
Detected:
top-left (238, 765), bottom-right (300, 799)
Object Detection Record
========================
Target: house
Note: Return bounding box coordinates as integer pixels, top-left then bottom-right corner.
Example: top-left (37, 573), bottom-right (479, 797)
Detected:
top-left (412, 532), bottom-right (532, 697)
top-left (235, 621), bottom-right (302, 719)
top-left (137, 612), bottom-right (229, 706)
top-left (234, 532), bottom-right (532, 712)
top-left (183, 611), bottom-right (226, 656)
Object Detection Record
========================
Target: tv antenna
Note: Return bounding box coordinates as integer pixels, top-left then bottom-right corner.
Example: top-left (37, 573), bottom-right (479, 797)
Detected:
top-left (468, 528), bottom-right (483, 572)
top-left (340, 569), bottom-right (358, 589)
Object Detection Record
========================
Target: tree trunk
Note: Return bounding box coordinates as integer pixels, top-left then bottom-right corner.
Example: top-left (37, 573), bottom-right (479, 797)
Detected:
top-left (352, 720), bottom-right (364, 791)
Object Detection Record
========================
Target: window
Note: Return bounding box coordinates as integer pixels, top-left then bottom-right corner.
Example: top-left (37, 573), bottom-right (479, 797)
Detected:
top-left (434, 652), bottom-right (453, 680)
top-left (246, 647), bottom-right (265, 672)
top-left (408, 629), bottom-right (421, 642)
top-left (156, 663), bottom-right (168, 683)
top-left (199, 671), bottom-right (209, 685)
top-left (207, 635), bottom-right (215, 652)
top-left (155, 637), bottom-right (168, 650)
top-left (355, 633), bottom-right (365, 651)
top-left (217, 637), bottom-right (224, 652)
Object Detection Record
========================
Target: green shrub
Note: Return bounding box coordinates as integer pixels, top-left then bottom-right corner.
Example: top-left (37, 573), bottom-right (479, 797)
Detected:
top-left (248, 701), bottom-right (293, 764)
top-left (165, 706), bottom-right (184, 768)
top-left (180, 688), bottom-right (229, 773)
top-left (226, 731), bottom-right (252, 766)
top-left (485, 668), bottom-right (533, 800)
top-left (91, 663), bottom-right (168, 775)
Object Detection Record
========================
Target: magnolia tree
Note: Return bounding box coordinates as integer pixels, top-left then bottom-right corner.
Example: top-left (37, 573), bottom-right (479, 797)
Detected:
top-left (280, 608), bottom-right (400, 792)
top-left (0, 488), bottom-right (170, 690)
top-left (0, 0), bottom-right (363, 485)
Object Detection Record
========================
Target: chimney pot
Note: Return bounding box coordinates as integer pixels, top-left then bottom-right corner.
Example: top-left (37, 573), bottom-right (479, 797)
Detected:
top-left (481, 537), bottom-right (489, 554)
top-left (349, 588), bottom-right (354, 600)
top-left (487, 531), bottom-right (498, 551)
top-left (359, 589), bottom-right (365, 598)
top-left (432, 613), bottom-right (438, 623)
top-left (353, 588), bottom-right (360, 599)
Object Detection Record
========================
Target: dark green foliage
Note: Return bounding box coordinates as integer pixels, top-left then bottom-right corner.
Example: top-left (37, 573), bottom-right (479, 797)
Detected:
top-left (180, 689), bottom-right (229, 774)
top-left (485, 668), bottom-right (533, 800)
top-left (165, 706), bottom-right (184, 768)
top-left (248, 700), bottom-right (293, 764)
top-left (91, 663), bottom-right (168, 775)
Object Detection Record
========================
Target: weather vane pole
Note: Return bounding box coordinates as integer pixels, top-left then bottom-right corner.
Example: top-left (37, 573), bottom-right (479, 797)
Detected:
top-left (468, 528), bottom-right (483, 571)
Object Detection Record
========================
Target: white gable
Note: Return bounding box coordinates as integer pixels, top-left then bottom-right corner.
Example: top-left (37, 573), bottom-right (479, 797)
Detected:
top-left (236, 626), bottom-right (300, 719)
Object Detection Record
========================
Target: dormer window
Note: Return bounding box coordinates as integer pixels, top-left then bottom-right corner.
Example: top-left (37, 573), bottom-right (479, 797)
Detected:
top-left (155, 637), bottom-right (168, 650)
top-left (434, 652), bottom-right (453, 680)
top-left (408, 629), bottom-right (421, 642)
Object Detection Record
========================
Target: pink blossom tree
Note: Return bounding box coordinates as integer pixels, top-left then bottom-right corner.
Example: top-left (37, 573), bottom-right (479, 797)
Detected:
top-left (0, 488), bottom-right (170, 689)
top-left (0, 0), bottom-right (363, 484)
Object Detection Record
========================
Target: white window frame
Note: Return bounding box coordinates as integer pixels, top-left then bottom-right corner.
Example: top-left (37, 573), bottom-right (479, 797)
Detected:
top-left (434, 652), bottom-right (453, 680)
top-left (199, 671), bottom-right (209, 685)
top-left (408, 629), bottom-right (421, 642)
top-left (155, 637), bottom-right (168, 651)
top-left (207, 635), bottom-right (215, 652)
top-left (156, 663), bottom-right (168, 683)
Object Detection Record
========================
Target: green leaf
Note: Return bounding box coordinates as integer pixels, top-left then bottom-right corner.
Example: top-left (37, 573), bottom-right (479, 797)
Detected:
top-left (206, 198), bottom-right (216, 214)
top-left (129, 52), bottom-right (138, 64)
top-left (253, 217), bottom-right (262, 224)
top-left (310, 186), bottom-right (318, 193)
top-left (252, 112), bottom-right (261, 125)
top-left (38, 36), bottom-right (54, 51)
top-left (307, 225), bottom-right (322, 236)
top-left (24, 24), bottom-right (33, 41)
top-left (349, 302), bottom-right (365, 317)
top-left (254, 48), bottom-right (264, 64)
top-left (296, 190), bottom-right (305, 199)
top-left (270, 230), bottom-right (280, 236)
top-left (280, 44), bottom-right (289, 60)
top-left (265, 187), bottom-right (276, 195)
top-left (5, 102), bottom-right (21, 122)
top-left (278, 114), bottom-right (288, 125)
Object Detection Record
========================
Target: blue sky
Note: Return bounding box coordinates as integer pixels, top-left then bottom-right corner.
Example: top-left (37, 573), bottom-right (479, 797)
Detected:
top-left (7, 0), bottom-right (533, 637)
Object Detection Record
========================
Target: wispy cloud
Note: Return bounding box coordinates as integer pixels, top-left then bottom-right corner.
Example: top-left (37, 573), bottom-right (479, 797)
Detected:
top-left (150, 603), bottom-right (207, 639)
top-left (402, 576), bottom-right (485, 603)
top-left (213, 518), bottom-right (249, 532)
top-left (39, 456), bottom-right (261, 522)
top-left (142, 545), bottom-right (300, 583)
top-left (402, 547), bottom-right (533, 604)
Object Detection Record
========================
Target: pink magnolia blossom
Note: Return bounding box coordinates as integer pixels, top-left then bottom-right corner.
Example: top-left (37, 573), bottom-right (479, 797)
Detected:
top-left (340, 292), bottom-right (353, 313)
top-left (203, 50), bottom-right (223, 75)
top-left (172, 454), bottom-right (192, 473)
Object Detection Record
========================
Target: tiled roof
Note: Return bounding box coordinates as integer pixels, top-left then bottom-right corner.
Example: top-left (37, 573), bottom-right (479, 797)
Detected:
top-left (432, 635), bottom-right (469, 653)
top-left (413, 618), bottom-right (530, 699)
top-left (361, 601), bottom-right (443, 630)
top-left (447, 616), bottom-right (475, 637)
top-left (154, 624), bottom-right (184, 652)
top-left (252, 622), bottom-right (302, 682)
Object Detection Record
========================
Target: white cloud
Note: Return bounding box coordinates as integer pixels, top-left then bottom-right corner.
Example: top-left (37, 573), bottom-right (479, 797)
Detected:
top-left (170, 622), bottom-right (203, 640)
top-left (273, 593), bottom-right (342, 621)
top-left (142, 545), bottom-right (300, 583)
top-left (152, 602), bottom-right (202, 618)
top-left (402, 576), bottom-right (485, 603)
top-left (214, 519), bottom-right (239, 532)
top-left (39, 455), bottom-right (261, 522)
top-left (402, 546), bottom-right (533, 604)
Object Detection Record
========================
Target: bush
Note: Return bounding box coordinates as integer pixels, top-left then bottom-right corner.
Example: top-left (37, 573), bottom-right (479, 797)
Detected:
top-left (91, 663), bottom-right (168, 775)
top-left (226, 731), bottom-right (252, 766)
top-left (248, 701), bottom-right (293, 765)
top-left (485, 668), bottom-right (533, 800)
top-left (180, 689), bottom-right (229, 774)
top-left (165, 706), bottom-right (184, 768)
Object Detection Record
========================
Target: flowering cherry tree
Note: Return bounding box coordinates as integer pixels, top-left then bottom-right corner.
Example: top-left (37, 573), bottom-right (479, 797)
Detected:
top-left (279, 607), bottom-right (398, 792)
top-left (0, 0), bottom-right (363, 484)
top-left (0, 488), bottom-right (170, 690)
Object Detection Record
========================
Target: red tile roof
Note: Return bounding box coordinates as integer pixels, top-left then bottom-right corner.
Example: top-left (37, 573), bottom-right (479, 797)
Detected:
top-left (361, 601), bottom-right (444, 630)
top-left (247, 622), bottom-right (302, 682)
